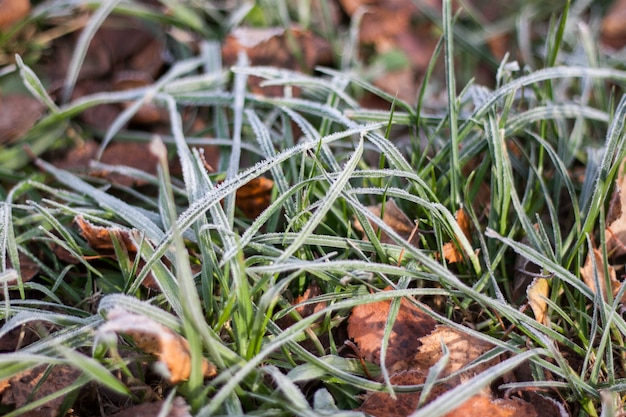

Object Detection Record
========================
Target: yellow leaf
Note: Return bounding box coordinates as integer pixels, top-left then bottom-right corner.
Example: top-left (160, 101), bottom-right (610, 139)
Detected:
top-left (527, 277), bottom-right (549, 325)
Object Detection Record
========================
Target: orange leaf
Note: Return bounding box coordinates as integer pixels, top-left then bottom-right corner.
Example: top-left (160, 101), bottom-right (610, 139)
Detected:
top-left (235, 177), bottom-right (274, 219)
top-left (347, 287), bottom-right (437, 368)
top-left (99, 308), bottom-right (217, 384)
top-left (441, 207), bottom-right (472, 264)
top-left (75, 215), bottom-right (137, 252)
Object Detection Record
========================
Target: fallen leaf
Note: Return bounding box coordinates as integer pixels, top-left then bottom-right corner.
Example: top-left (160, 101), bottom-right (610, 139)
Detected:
top-left (5, 251), bottom-right (39, 285)
top-left (353, 199), bottom-right (420, 247)
top-left (0, 94), bottom-right (44, 144)
top-left (113, 71), bottom-right (167, 125)
top-left (357, 369), bottom-right (434, 417)
top-left (601, 0), bottom-right (626, 49)
top-left (347, 287), bottom-right (437, 368)
top-left (405, 325), bottom-right (499, 380)
top-left (580, 248), bottom-right (625, 304)
top-left (98, 308), bottom-right (217, 384)
top-left (235, 177), bottom-right (274, 219)
top-left (0, 0), bottom-right (30, 30)
top-left (527, 277), bottom-right (549, 325)
top-left (75, 215), bottom-right (168, 290)
top-left (222, 26), bottom-right (333, 96)
top-left (606, 164), bottom-right (626, 258)
top-left (441, 207), bottom-right (472, 264)
top-left (0, 364), bottom-right (82, 417)
top-left (108, 396), bottom-right (191, 417)
top-left (442, 395), bottom-right (538, 417)
top-left (76, 215), bottom-right (137, 252)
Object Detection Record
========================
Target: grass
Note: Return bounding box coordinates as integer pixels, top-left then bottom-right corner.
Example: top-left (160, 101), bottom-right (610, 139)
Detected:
top-left (1, 0), bottom-right (626, 416)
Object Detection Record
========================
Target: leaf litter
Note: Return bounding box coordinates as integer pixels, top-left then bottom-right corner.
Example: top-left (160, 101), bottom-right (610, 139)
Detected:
top-left (97, 308), bottom-right (217, 384)
top-left (4, 0), bottom-right (625, 415)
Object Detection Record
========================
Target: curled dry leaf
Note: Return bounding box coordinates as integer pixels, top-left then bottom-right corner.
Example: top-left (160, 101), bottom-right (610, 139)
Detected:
top-left (0, 364), bottom-right (82, 417)
top-left (441, 207), bottom-right (472, 264)
top-left (109, 396), bottom-right (191, 417)
top-left (347, 287), bottom-right (437, 368)
top-left (353, 199), bottom-right (420, 247)
top-left (98, 308), bottom-right (217, 384)
top-left (75, 215), bottom-right (162, 289)
top-left (76, 215), bottom-right (137, 252)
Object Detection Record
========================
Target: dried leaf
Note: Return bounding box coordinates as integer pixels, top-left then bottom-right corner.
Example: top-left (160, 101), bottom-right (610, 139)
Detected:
top-left (235, 177), bottom-right (274, 219)
top-left (99, 308), bottom-right (217, 384)
top-left (442, 395), bottom-right (539, 417)
top-left (0, 364), bottom-right (82, 417)
top-left (580, 248), bottom-right (625, 304)
top-left (76, 215), bottom-right (137, 252)
top-left (606, 164), bottom-right (626, 258)
top-left (601, 0), bottom-right (626, 49)
top-left (5, 251), bottom-right (39, 284)
top-left (0, 94), bottom-right (44, 144)
top-left (357, 369), bottom-right (434, 417)
top-left (108, 396), bottom-right (191, 417)
top-left (222, 26), bottom-right (333, 96)
top-left (347, 287), bottom-right (437, 368)
top-left (113, 71), bottom-right (167, 125)
top-left (441, 208), bottom-right (472, 264)
top-left (353, 199), bottom-right (419, 246)
top-left (527, 277), bottom-right (549, 325)
top-left (407, 325), bottom-right (499, 381)
top-left (0, 0), bottom-right (30, 30)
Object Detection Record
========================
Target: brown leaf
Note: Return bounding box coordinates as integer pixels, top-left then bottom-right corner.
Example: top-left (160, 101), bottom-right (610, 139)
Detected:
top-left (113, 71), bottom-right (167, 125)
top-left (353, 199), bottom-right (419, 246)
top-left (357, 369), bottom-right (433, 417)
top-left (441, 207), bottom-right (472, 263)
top-left (0, 94), bottom-right (44, 144)
top-left (527, 277), bottom-right (549, 325)
top-left (76, 215), bottom-right (137, 252)
top-left (0, 364), bottom-right (82, 417)
top-left (580, 248), bottom-right (626, 304)
top-left (108, 396), bottom-right (191, 417)
top-left (75, 216), bottom-right (165, 290)
top-left (235, 177), bottom-right (274, 219)
top-left (601, 0), bottom-right (626, 49)
top-left (222, 26), bottom-right (333, 96)
top-left (347, 287), bottom-right (437, 368)
top-left (406, 325), bottom-right (499, 381)
top-left (99, 308), bottom-right (217, 384)
top-left (5, 251), bottom-right (39, 285)
top-left (0, 0), bottom-right (30, 30)
top-left (443, 395), bottom-right (539, 417)
top-left (606, 164), bottom-right (626, 258)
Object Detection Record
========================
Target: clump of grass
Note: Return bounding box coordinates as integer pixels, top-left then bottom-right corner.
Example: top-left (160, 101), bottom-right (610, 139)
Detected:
top-left (1, 0), bottom-right (626, 416)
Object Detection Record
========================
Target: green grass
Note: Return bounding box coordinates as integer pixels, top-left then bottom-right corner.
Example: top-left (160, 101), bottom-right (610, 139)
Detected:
top-left (1, 0), bottom-right (626, 416)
